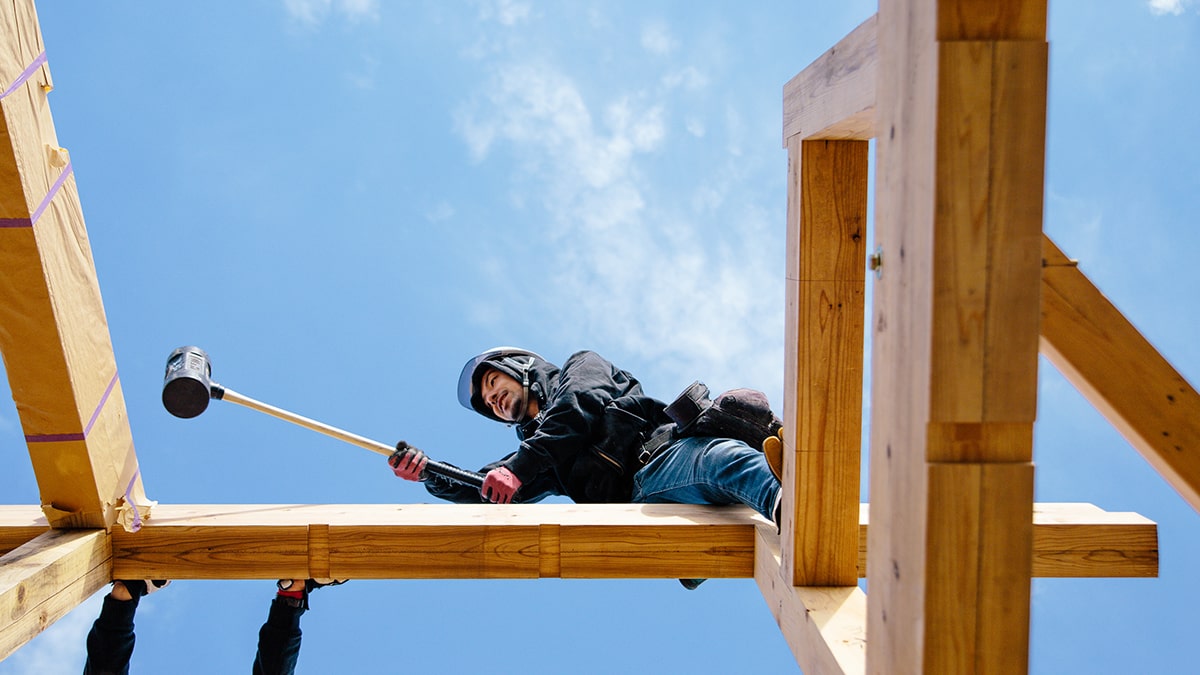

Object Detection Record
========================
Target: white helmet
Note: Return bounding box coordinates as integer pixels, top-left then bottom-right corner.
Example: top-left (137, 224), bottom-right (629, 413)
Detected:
top-left (457, 346), bottom-right (545, 422)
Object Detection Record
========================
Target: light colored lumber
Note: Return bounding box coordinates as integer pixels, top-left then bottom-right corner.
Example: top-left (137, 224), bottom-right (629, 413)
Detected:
top-left (783, 136), bottom-right (867, 586)
top-left (111, 504), bottom-right (760, 580)
top-left (778, 3), bottom-right (1198, 512)
top-left (867, 1), bottom-right (1048, 673)
top-left (782, 14), bottom-right (877, 142)
top-left (925, 463), bottom-right (1033, 674)
top-left (857, 503), bottom-right (1158, 578)
top-left (0, 0), bottom-right (148, 529)
top-left (0, 506), bottom-right (47, 556)
top-left (51, 502), bottom-right (1155, 580)
top-left (930, 39), bottom-right (1046, 429)
top-left (0, 529), bottom-right (111, 661)
top-left (1041, 235), bottom-right (1200, 513)
top-left (755, 524), bottom-right (866, 675)
top-left (1027, 503), bottom-right (1158, 578)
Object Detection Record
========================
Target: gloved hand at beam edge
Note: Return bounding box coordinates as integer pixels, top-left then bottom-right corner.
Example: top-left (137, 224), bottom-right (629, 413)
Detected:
top-left (481, 466), bottom-right (522, 504)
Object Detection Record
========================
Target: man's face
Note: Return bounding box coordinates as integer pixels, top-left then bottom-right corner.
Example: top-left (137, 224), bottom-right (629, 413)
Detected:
top-left (479, 367), bottom-right (526, 422)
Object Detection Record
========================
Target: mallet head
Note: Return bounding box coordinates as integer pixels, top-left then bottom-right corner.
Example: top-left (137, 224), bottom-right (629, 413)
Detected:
top-left (162, 346), bottom-right (215, 418)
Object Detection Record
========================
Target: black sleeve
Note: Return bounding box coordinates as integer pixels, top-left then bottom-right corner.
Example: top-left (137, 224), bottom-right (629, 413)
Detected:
top-left (422, 454), bottom-right (557, 504)
top-left (504, 351), bottom-right (630, 482)
top-left (252, 597), bottom-right (304, 675)
top-left (84, 594), bottom-right (139, 675)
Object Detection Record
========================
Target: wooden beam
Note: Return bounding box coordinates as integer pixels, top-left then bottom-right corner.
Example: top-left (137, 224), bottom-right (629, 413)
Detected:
top-left (782, 14), bottom-right (878, 142)
top-left (783, 136), bottom-right (867, 586)
top-left (755, 525), bottom-right (866, 675)
top-left (110, 504), bottom-right (760, 580)
top-left (868, 1), bottom-right (1048, 673)
top-left (0, 529), bottom-right (111, 662)
top-left (778, 6), bottom-right (1198, 520)
top-left (1041, 235), bottom-right (1200, 513)
top-left (16, 503), bottom-right (1143, 580)
top-left (0, 506), bottom-right (48, 556)
top-left (859, 503), bottom-right (1157, 579)
top-left (1026, 502), bottom-right (1158, 578)
top-left (0, 0), bottom-right (148, 529)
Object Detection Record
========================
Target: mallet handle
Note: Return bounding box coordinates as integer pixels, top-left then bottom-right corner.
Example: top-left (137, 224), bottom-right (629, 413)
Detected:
top-left (214, 386), bottom-right (485, 488)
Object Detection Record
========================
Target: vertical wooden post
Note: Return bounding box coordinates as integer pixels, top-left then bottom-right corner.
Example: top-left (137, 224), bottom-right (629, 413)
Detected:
top-left (868, 0), bottom-right (1047, 672)
top-left (782, 137), bottom-right (867, 586)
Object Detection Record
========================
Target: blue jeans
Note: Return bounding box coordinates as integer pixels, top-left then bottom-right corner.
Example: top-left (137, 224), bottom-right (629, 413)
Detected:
top-left (632, 436), bottom-right (780, 521)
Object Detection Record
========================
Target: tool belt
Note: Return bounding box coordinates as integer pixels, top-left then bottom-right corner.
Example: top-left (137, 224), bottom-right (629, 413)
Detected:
top-left (638, 423), bottom-right (679, 465)
top-left (639, 381), bottom-right (782, 465)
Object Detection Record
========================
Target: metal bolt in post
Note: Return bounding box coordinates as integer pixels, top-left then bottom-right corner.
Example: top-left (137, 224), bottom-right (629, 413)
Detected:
top-left (868, 246), bottom-right (883, 279)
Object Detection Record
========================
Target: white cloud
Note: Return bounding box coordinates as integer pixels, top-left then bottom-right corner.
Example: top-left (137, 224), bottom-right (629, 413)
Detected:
top-left (662, 66), bottom-right (709, 91)
top-left (454, 59), bottom-right (783, 395)
top-left (345, 54), bottom-right (378, 90)
top-left (479, 0), bottom-right (532, 26)
top-left (1147, 0), bottom-right (1195, 14)
top-left (457, 63), bottom-right (665, 191)
top-left (426, 202), bottom-right (456, 222)
top-left (641, 22), bottom-right (678, 55)
top-left (283, 0), bottom-right (379, 25)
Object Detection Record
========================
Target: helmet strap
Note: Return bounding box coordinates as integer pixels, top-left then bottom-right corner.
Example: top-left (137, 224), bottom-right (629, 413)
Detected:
top-left (514, 356), bottom-right (535, 424)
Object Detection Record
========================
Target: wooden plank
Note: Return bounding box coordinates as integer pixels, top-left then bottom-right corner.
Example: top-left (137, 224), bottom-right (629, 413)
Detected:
top-left (110, 504), bottom-right (761, 580)
top-left (782, 14), bottom-right (878, 142)
top-left (1041, 235), bottom-right (1200, 512)
top-left (0, 506), bottom-right (47, 556)
top-left (778, 8), bottom-right (1197, 508)
top-left (931, 40), bottom-right (1046, 429)
top-left (858, 503), bottom-right (1158, 578)
top-left (0, 529), bottom-right (111, 661)
top-left (925, 463), bottom-right (1033, 674)
top-left (755, 524), bottom-right (866, 675)
top-left (868, 1), bottom-right (1048, 673)
top-left (783, 137), bottom-right (867, 586)
top-left (866, 1), bottom-right (939, 669)
top-left (72, 503), bottom-right (1159, 579)
top-left (783, 0), bottom-right (1048, 138)
top-left (0, 0), bottom-right (148, 529)
top-left (936, 1), bottom-right (1046, 40)
top-left (1027, 503), bottom-right (1158, 578)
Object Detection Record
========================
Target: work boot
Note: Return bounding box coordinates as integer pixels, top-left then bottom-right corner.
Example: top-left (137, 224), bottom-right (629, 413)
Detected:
top-left (761, 426), bottom-right (784, 481)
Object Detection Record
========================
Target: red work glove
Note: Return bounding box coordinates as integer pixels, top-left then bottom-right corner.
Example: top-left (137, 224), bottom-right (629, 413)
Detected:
top-left (481, 466), bottom-right (522, 504)
top-left (389, 441), bottom-right (428, 482)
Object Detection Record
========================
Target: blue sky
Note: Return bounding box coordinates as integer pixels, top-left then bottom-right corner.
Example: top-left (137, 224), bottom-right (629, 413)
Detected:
top-left (1, 1), bottom-right (1197, 673)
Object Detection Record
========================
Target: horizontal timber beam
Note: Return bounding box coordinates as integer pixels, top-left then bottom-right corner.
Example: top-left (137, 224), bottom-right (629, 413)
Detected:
top-left (0, 503), bottom-right (1150, 580)
top-left (0, 506), bottom-right (49, 556)
top-left (0, 529), bottom-right (111, 662)
top-left (782, 13), bottom-right (877, 142)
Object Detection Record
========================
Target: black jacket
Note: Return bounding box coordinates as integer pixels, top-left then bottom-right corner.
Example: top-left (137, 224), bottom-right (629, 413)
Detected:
top-left (425, 351), bottom-right (672, 504)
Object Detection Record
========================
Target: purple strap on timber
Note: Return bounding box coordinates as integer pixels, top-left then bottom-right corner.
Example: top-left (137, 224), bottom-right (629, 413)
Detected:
top-left (0, 50), bottom-right (69, 229)
top-left (25, 371), bottom-right (119, 443)
top-left (0, 51), bottom-right (47, 100)
top-left (123, 469), bottom-right (143, 532)
top-left (0, 161), bottom-right (73, 229)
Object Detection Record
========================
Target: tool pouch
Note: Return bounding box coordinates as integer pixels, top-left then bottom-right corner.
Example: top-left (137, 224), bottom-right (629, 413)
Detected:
top-left (666, 381), bottom-right (782, 452)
